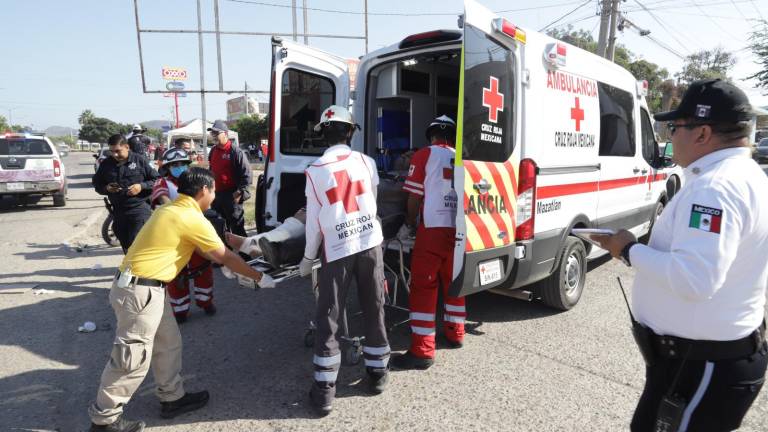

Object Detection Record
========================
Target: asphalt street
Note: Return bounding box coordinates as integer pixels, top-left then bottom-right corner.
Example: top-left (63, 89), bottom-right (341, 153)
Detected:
top-left (0, 152), bottom-right (766, 431)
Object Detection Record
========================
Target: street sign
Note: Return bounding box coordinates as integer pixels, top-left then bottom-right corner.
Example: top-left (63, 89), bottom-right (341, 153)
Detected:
top-left (162, 67), bottom-right (188, 81)
top-left (166, 81), bottom-right (185, 91)
top-left (164, 92), bottom-right (187, 98)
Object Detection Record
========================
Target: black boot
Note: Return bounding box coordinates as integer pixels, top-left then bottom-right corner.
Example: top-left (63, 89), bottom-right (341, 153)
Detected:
top-left (258, 237), bottom-right (282, 269)
top-left (366, 369), bottom-right (389, 395)
top-left (160, 390), bottom-right (209, 419)
top-left (89, 417), bottom-right (145, 432)
top-left (390, 351), bottom-right (434, 370)
top-left (308, 384), bottom-right (333, 417)
top-left (203, 304), bottom-right (217, 316)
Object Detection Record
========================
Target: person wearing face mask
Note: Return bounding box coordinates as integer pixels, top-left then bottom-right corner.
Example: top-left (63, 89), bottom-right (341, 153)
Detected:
top-left (152, 148), bottom-right (217, 322)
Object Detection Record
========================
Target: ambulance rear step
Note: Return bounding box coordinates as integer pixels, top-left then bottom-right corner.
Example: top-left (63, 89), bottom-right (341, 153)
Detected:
top-left (487, 288), bottom-right (533, 301)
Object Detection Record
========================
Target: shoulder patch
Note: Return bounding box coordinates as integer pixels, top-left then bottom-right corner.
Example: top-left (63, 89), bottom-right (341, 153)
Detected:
top-left (689, 204), bottom-right (722, 234)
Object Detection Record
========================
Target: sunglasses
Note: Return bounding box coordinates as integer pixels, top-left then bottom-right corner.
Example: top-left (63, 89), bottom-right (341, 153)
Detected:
top-left (667, 122), bottom-right (712, 135)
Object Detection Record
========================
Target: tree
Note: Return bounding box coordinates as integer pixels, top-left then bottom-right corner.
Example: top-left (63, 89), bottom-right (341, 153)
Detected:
top-left (0, 115), bottom-right (10, 132)
top-left (145, 127), bottom-right (164, 142)
top-left (546, 26), bottom-right (669, 112)
top-left (748, 20), bottom-right (768, 95)
top-left (78, 109), bottom-right (96, 126)
top-left (77, 110), bottom-right (126, 144)
top-left (676, 48), bottom-right (735, 85)
top-left (231, 114), bottom-right (269, 146)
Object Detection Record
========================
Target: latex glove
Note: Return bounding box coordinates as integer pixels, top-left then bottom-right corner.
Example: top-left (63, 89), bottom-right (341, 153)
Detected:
top-left (257, 273), bottom-right (276, 289)
top-left (299, 257), bottom-right (315, 278)
top-left (236, 274), bottom-right (257, 289)
top-left (397, 224), bottom-right (416, 241)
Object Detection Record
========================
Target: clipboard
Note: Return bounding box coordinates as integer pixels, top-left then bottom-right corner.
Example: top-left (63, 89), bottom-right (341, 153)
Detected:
top-left (571, 228), bottom-right (616, 248)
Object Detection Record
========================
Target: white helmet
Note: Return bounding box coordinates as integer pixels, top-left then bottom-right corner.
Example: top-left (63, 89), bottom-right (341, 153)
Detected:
top-left (313, 105), bottom-right (358, 132)
top-left (425, 115), bottom-right (456, 139)
top-left (132, 124), bottom-right (143, 132)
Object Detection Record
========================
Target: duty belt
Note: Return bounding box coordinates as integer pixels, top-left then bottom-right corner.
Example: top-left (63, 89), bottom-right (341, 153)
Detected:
top-left (652, 321), bottom-right (767, 361)
top-left (115, 271), bottom-right (165, 288)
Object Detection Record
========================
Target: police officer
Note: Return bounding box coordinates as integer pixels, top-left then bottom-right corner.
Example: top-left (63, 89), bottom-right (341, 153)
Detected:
top-left (93, 134), bottom-right (159, 253)
top-left (595, 79), bottom-right (768, 432)
top-left (207, 120), bottom-right (252, 241)
top-left (392, 115), bottom-right (464, 371)
top-left (299, 105), bottom-right (390, 416)
top-left (127, 124), bottom-right (150, 157)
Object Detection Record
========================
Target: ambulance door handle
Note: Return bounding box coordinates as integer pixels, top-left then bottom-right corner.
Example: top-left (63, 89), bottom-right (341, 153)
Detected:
top-left (473, 179), bottom-right (493, 193)
top-left (640, 169), bottom-right (648, 175)
top-left (632, 167), bottom-right (641, 174)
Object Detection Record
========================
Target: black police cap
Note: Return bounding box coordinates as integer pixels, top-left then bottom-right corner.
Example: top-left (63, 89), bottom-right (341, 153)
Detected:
top-left (654, 79), bottom-right (753, 123)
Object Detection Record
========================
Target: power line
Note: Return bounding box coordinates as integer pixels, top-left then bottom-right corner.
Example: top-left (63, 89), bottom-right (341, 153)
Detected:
top-left (749, 0), bottom-right (767, 21)
top-left (225, 0), bottom-right (587, 17)
top-left (730, 0), bottom-right (749, 20)
top-left (539, 0), bottom-right (594, 32)
top-left (631, 0), bottom-right (691, 54)
top-left (690, 0), bottom-right (743, 42)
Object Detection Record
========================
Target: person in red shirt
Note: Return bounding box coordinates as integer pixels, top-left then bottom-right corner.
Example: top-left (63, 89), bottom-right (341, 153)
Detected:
top-left (151, 148), bottom-right (217, 323)
top-left (207, 120), bottom-right (252, 242)
top-left (391, 115), bottom-right (464, 371)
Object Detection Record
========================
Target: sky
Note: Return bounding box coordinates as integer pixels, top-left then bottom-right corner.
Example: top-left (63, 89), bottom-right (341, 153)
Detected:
top-left (2, 0), bottom-right (767, 131)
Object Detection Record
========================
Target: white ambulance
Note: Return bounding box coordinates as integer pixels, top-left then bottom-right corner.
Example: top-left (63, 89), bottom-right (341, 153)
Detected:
top-left (256, 0), bottom-right (681, 310)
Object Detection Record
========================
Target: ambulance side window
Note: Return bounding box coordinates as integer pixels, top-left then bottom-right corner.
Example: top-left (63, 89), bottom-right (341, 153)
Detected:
top-left (280, 69), bottom-right (335, 156)
top-left (462, 25), bottom-right (515, 163)
top-left (640, 109), bottom-right (658, 165)
top-left (597, 83), bottom-right (635, 157)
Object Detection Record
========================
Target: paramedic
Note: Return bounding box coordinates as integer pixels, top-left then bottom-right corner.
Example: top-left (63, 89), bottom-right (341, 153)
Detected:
top-left (595, 79), bottom-right (768, 431)
top-left (93, 134), bottom-right (159, 253)
top-left (298, 105), bottom-right (390, 416)
top-left (391, 115), bottom-right (464, 371)
top-left (88, 167), bottom-right (264, 432)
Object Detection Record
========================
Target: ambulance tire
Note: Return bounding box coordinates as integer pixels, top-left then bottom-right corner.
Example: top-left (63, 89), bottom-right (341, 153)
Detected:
top-left (537, 237), bottom-right (586, 311)
top-left (641, 200), bottom-right (665, 244)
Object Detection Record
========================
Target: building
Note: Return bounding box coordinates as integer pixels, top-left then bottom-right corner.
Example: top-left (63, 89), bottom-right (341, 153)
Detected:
top-left (226, 96), bottom-right (268, 121)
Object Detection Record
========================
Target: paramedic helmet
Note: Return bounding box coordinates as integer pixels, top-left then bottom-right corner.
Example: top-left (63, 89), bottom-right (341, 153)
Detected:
top-left (313, 105), bottom-right (359, 132)
top-left (162, 148), bottom-right (191, 165)
top-left (425, 115), bottom-right (456, 141)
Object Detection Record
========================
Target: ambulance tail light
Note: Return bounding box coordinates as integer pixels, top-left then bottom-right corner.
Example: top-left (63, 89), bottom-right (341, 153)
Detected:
top-left (492, 18), bottom-right (527, 44)
top-left (53, 159), bottom-right (61, 177)
top-left (515, 158), bottom-right (537, 241)
top-left (637, 80), bottom-right (649, 97)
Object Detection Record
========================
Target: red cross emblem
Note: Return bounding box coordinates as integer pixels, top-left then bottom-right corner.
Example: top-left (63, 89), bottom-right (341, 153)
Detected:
top-left (325, 109), bottom-right (335, 119)
top-left (482, 76), bottom-right (504, 124)
top-left (570, 97), bottom-right (584, 132)
top-left (325, 170), bottom-right (367, 214)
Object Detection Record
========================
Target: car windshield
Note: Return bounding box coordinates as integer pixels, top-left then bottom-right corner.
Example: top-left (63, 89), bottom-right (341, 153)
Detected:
top-left (759, 139), bottom-right (768, 147)
top-left (0, 138), bottom-right (53, 156)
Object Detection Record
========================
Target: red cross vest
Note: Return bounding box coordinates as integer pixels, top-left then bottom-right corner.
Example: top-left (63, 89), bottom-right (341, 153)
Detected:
top-left (403, 143), bottom-right (457, 228)
top-left (305, 145), bottom-right (383, 263)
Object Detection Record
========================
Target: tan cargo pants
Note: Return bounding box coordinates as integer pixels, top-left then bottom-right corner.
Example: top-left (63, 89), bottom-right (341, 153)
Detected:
top-left (89, 278), bottom-right (185, 425)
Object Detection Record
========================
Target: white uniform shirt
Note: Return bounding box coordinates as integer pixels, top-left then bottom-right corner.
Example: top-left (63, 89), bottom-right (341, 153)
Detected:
top-left (402, 143), bottom-right (458, 228)
top-left (630, 147), bottom-right (768, 341)
top-left (304, 144), bottom-right (383, 263)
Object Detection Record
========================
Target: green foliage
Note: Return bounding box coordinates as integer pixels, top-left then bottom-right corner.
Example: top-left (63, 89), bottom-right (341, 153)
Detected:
top-left (230, 114), bottom-right (269, 145)
top-left (0, 115), bottom-right (8, 132)
top-left (675, 48), bottom-right (735, 85)
top-left (78, 109), bottom-right (128, 144)
top-left (748, 20), bottom-right (768, 95)
top-left (145, 128), bottom-right (164, 142)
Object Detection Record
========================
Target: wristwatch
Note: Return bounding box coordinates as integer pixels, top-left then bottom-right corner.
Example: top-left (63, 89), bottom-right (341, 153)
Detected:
top-left (620, 241), bottom-right (638, 267)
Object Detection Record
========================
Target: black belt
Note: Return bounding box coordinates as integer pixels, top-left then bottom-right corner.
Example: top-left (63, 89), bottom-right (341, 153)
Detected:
top-left (115, 271), bottom-right (165, 288)
top-left (652, 322), bottom-right (766, 361)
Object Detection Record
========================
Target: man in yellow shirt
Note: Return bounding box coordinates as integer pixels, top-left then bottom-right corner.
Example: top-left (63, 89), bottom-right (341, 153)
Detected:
top-left (88, 167), bottom-right (263, 432)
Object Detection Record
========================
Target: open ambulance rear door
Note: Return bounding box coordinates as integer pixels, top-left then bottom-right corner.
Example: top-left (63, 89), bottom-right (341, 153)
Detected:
top-left (450, 0), bottom-right (526, 297)
top-left (256, 38), bottom-right (349, 231)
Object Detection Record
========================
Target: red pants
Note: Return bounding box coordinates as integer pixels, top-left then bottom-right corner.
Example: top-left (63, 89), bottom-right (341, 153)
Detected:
top-left (166, 252), bottom-right (214, 317)
top-left (408, 225), bottom-right (465, 359)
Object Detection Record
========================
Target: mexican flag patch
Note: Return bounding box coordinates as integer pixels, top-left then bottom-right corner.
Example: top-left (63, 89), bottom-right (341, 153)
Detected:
top-left (689, 204), bottom-right (722, 234)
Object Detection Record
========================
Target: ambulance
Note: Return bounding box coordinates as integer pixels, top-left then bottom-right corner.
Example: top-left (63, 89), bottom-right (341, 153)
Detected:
top-left (256, 0), bottom-right (681, 310)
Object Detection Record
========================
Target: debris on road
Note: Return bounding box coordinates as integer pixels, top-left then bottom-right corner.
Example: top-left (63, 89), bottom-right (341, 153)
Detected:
top-left (78, 321), bottom-right (97, 333)
top-left (32, 288), bottom-right (54, 295)
top-left (0, 283), bottom-right (39, 294)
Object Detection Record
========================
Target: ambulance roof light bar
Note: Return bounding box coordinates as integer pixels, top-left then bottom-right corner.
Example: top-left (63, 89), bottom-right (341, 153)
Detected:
top-left (492, 18), bottom-right (527, 45)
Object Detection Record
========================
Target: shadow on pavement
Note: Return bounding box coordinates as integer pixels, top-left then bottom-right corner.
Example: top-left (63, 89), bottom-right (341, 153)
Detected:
top-left (11, 243), bottom-right (122, 262)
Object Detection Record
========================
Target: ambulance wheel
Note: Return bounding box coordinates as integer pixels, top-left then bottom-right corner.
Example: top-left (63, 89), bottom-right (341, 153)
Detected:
top-left (304, 329), bottom-right (315, 347)
top-left (641, 200), bottom-right (665, 244)
top-left (538, 237), bottom-right (586, 311)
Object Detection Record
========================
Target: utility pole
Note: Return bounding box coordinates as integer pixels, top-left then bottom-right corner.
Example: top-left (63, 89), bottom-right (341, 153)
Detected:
top-left (291, 0), bottom-right (298, 41)
top-left (596, 0), bottom-right (612, 58)
top-left (364, 0), bottom-right (369, 53)
top-left (244, 81), bottom-right (249, 116)
top-left (302, 0), bottom-right (308, 45)
top-left (606, 0), bottom-right (621, 61)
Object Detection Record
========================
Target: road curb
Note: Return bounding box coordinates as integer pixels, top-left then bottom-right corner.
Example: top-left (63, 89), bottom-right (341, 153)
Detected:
top-left (64, 208), bottom-right (106, 244)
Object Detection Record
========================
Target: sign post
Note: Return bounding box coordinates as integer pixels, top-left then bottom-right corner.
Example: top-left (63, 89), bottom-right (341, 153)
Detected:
top-left (164, 76), bottom-right (186, 129)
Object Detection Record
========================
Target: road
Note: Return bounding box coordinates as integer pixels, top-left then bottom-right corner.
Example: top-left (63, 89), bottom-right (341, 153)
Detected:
top-left (0, 153), bottom-right (766, 431)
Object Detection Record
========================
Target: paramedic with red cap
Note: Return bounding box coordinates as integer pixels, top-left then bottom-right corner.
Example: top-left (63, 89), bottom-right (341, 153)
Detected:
top-left (392, 115), bottom-right (464, 371)
top-left (299, 105), bottom-right (390, 416)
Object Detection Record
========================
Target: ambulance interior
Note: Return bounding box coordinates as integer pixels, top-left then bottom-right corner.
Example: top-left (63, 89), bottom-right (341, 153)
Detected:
top-left (364, 49), bottom-right (461, 237)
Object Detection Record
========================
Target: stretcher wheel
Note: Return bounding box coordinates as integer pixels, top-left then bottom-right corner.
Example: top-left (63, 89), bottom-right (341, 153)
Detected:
top-left (304, 329), bottom-right (315, 347)
top-left (344, 345), bottom-right (361, 365)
